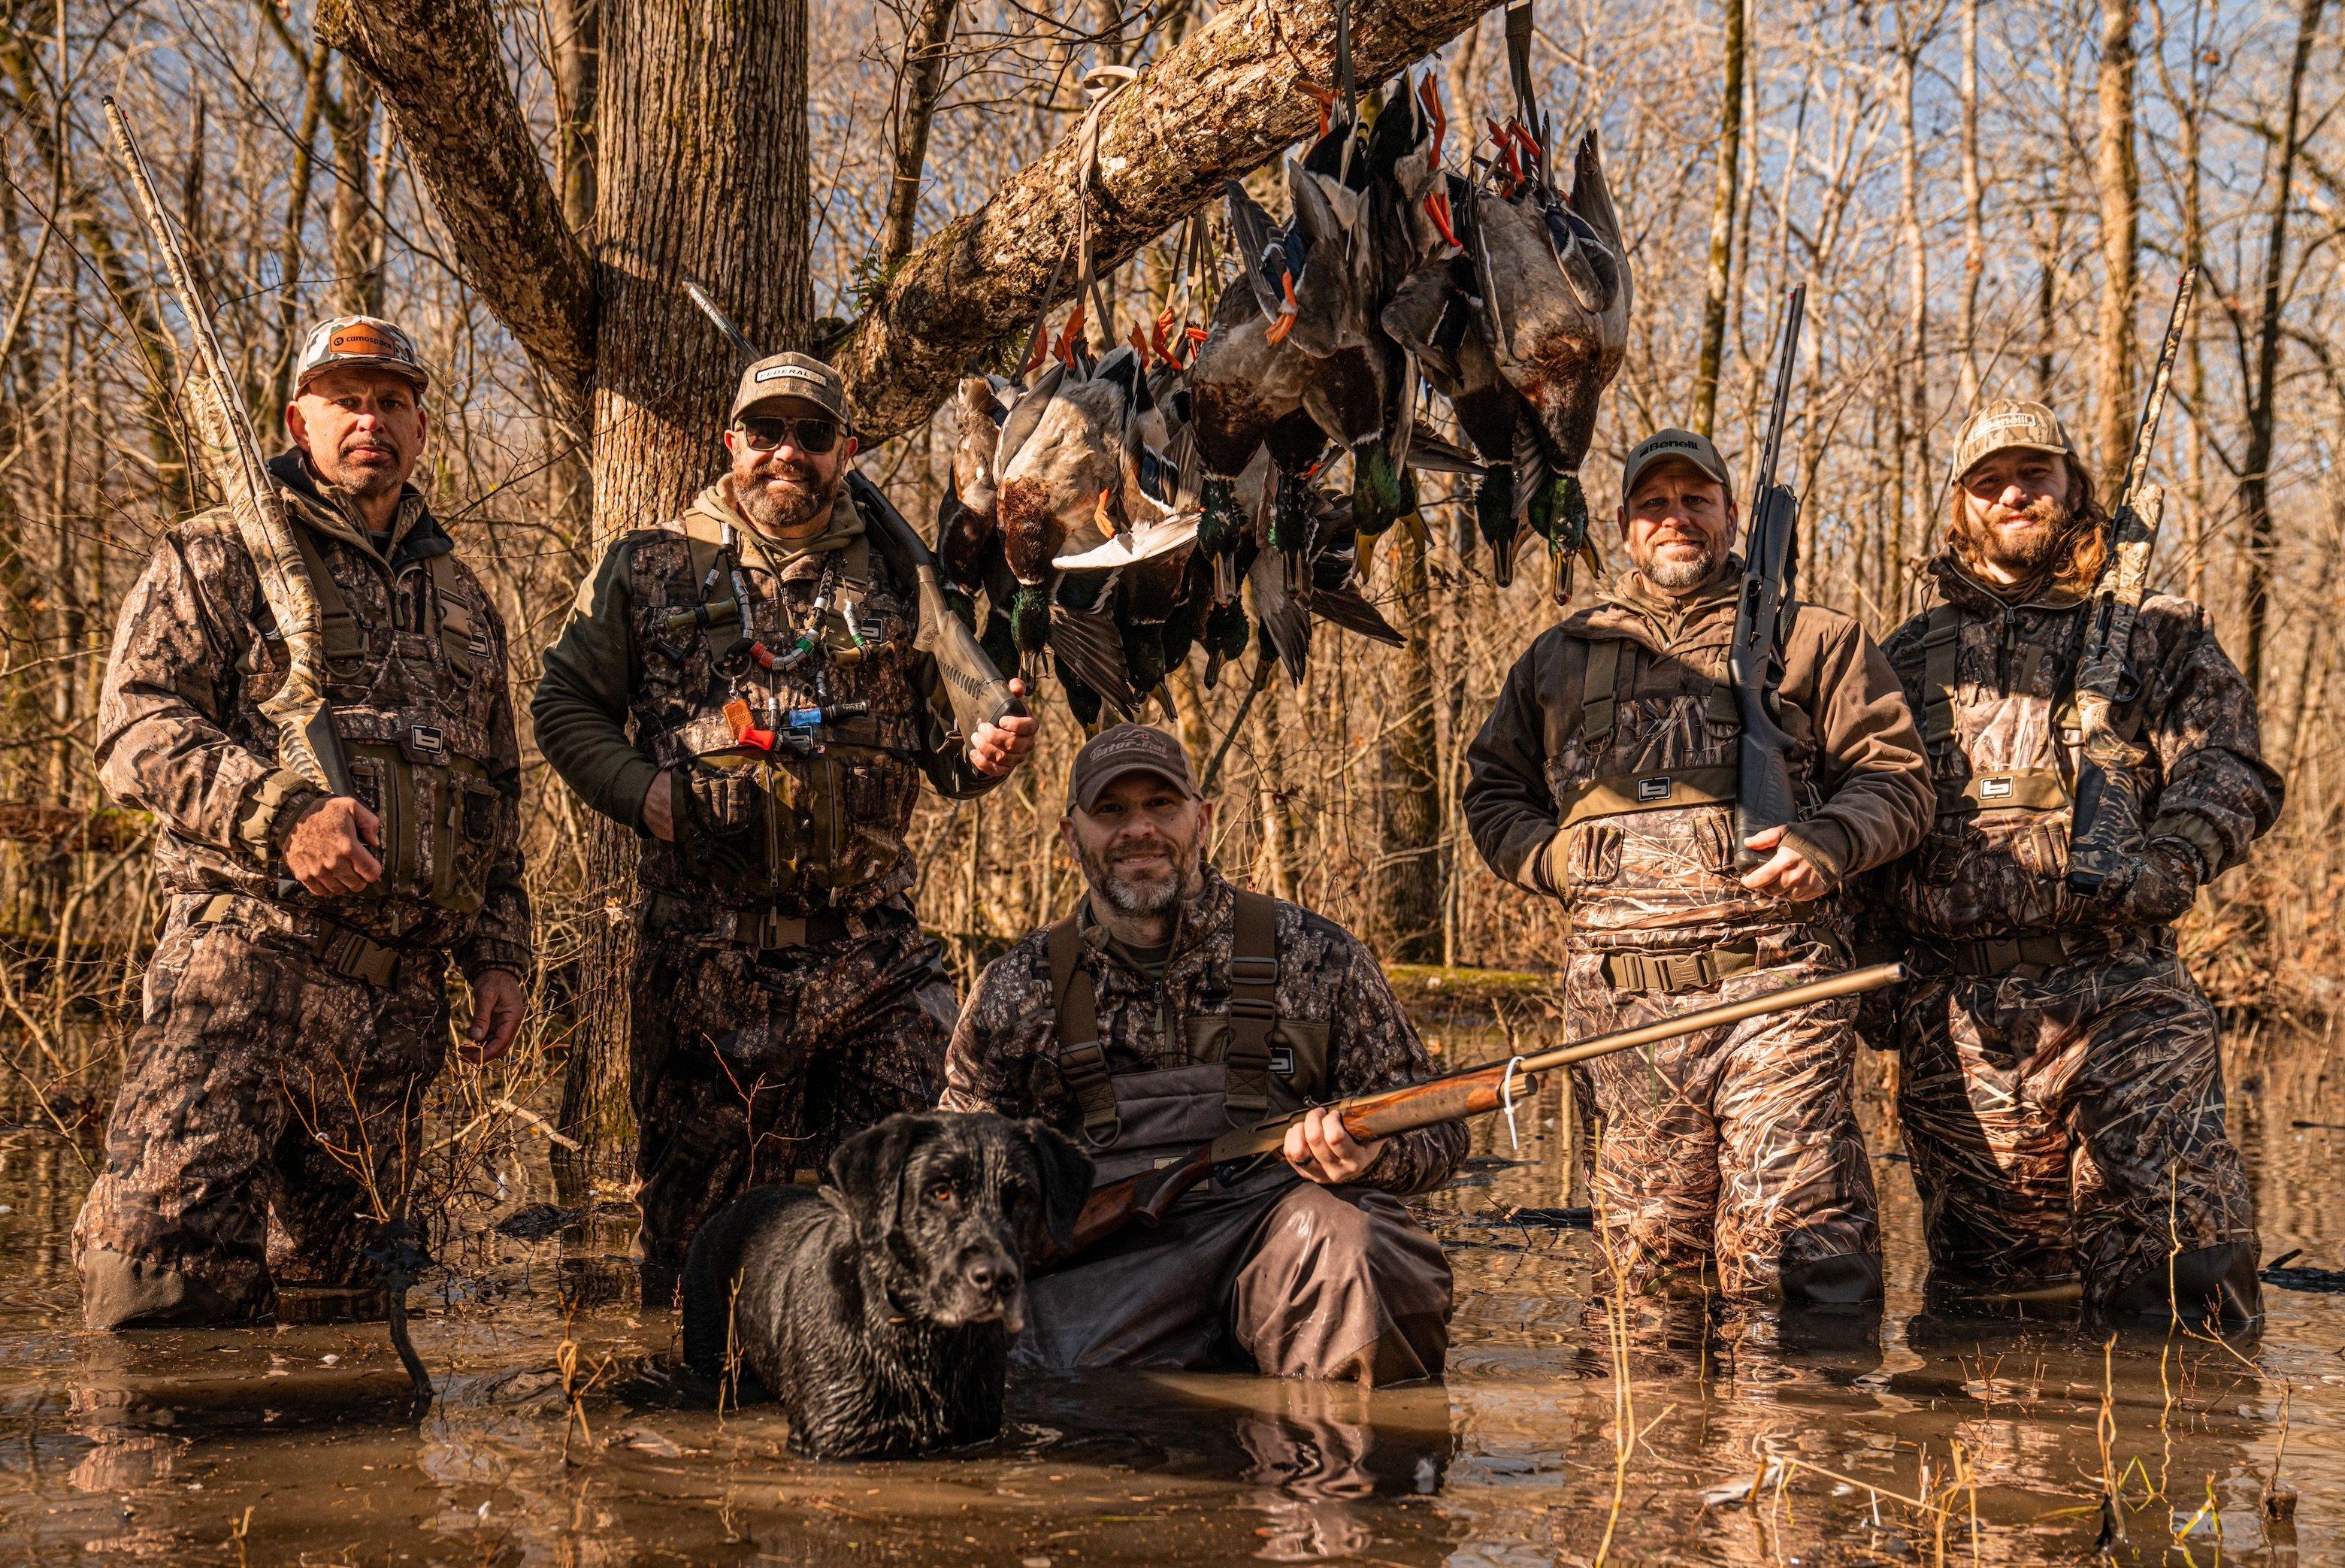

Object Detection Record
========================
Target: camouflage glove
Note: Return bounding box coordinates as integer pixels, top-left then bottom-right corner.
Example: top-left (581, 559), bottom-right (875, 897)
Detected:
top-left (2091, 837), bottom-right (2203, 928)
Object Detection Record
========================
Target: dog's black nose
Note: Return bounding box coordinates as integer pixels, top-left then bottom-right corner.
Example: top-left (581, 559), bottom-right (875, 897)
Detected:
top-left (967, 1255), bottom-right (1019, 1297)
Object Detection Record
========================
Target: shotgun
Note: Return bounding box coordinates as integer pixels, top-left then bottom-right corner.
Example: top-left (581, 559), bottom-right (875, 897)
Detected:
top-left (2066, 267), bottom-right (2198, 894)
top-left (1037, 960), bottom-right (1904, 1267)
top-left (104, 97), bottom-right (351, 797)
top-left (1728, 285), bottom-right (1806, 873)
top-left (677, 281), bottom-right (1025, 743)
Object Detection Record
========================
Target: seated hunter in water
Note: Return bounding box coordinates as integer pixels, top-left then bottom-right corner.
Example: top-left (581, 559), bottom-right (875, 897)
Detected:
top-left (940, 724), bottom-right (1463, 1385)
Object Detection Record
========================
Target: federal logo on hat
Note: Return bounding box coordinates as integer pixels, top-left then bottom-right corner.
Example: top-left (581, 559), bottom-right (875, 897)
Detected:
top-left (294, 314), bottom-right (429, 393)
top-left (731, 352), bottom-right (852, 426)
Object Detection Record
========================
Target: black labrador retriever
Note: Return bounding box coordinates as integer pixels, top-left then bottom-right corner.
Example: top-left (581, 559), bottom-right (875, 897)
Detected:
top-left (680, 1109), bottom-right (1091, 1458)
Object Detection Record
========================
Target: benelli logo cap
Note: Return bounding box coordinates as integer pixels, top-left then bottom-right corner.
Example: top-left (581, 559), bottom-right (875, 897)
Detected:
top-left (1067, 723), bottom-right (1200, 813)
top-left (1950, 398), bottom-right (2071, 482)
top-left (1621, 427), bottom-right (1734, 505)
top-left (732, 350), bottom-right (851, 425)
top-left (294, 314), bottom-right (429, 393)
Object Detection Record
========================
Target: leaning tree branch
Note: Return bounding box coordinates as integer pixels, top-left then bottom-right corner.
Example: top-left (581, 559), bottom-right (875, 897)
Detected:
top-left (835, 0), bottom-right (1506, 440)
top-left (317, 0), bottom-right (598, 409)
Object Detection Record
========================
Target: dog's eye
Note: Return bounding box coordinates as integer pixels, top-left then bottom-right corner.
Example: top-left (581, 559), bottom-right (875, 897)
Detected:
top-left (1001, 1185), bottom-right (1030, 1209)
top-left (926, 1183), bottom-right (956, 1206)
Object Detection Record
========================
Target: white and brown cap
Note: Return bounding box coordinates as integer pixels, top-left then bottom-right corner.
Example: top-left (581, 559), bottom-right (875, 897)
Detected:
top-left (731, 352), bottom-right (852, 425)
top-left (1066, 724), bottom-right (1200, 813)
top-left (294, 314), bottom-right (429, 393)
top-left (1950, 398), bottom-right (2073, 482)
top-left (1620, 427), bottom-right (1734, 503)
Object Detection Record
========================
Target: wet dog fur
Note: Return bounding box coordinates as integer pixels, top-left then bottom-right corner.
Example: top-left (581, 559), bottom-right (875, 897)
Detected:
top-left (680, 1110), bottom-right (1091, 1458)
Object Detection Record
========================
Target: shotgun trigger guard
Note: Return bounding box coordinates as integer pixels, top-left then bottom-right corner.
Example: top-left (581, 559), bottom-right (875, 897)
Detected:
top-left (1499, 1056), bottom-right (1528, 1152)
top-left (1215, 1152), bottom-right (1275, 1186)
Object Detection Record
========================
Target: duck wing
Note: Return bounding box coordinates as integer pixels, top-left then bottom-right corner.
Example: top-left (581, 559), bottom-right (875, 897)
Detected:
top-left (1245, 542), bottom-right (1312, 686)
top-left (1224, 180), bottom-right (1294, 322)
top-left (1053, 514), bottom-right (1200, 571)
top-left (1047, 590), bottom-right (1139, 717)
top-left (994, 359), bottom-right (1067, 480)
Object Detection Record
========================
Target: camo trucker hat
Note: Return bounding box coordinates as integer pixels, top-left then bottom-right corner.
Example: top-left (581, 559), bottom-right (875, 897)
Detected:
top-left (1950, 398), bottom-right (2073, 483)
top-left (1067, 725), bottom-right (1200, 813)
top-left (732, 352), bottom-right (852, 425)
top-left (1621, 428), bottom-right (1734, 504)
top-left (293, 314), bottom-right (429, 393)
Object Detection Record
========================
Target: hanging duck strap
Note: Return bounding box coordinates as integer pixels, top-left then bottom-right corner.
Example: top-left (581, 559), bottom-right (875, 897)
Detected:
top-left (1916, 601), bottom-right (2083, 818)
top-left (1047, 890), bottom-right (1287, 1146)
top-left (1504, 1), bottom-right (1543, 153)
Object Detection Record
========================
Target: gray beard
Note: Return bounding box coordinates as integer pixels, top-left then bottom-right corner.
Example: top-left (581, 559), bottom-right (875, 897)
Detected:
top-left (1646, 544), bottom-right (1718, 591)
top-left (1080, 842), bottom-right (1197, 918)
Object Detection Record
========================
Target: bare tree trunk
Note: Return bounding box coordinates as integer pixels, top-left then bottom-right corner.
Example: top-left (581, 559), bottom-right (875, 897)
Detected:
top-left (1896, 32), bottom-right (1929, 609)
top-left (1956, 0), bottom-right (1983, 404)
top-left (257, 44), bottom-right (331, 437)
top-left (1251, 687), bottom-right (1296, 902)
top-left (2033, 188), bottom-right (2061, 401)
top-left (877, 0), bottom-right (958, 271)
top-left (2092, 0), bottom-right (2141, 485)
top-left (1376, 522), bottom-right (1442, 961)
top-left (328, 69), bottom-right (380, 316)
top-left (2241, 0), bottom-right (2325, 696)
top-left (1692, 0), bottom-right (1745, 437)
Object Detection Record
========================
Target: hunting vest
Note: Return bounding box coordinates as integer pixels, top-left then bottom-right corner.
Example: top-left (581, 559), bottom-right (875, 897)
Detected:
top-left (1045, 891), bottom-right (1327, 1147)
top-left (1545, 614), bottom-right (1820, 986)
top-left (271, 518), bottom-right (504, 920)
top-left (625, 493), bottom-right (929, 916)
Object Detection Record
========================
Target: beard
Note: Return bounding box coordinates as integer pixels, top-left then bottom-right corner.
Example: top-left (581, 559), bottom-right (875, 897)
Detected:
top-left (319, 435), bottom-right (407, 502)
top-left (735, 459), bottom-right (840, 534)
top-left (1078, 834), bottom-right (1198, 919)
top-left (1953, 492), bottom-right (2069, 575)
top-left (1640, 535), bottom-right (1722, 591)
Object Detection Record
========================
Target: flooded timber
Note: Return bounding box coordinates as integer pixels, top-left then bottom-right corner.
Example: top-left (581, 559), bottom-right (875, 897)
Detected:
top-left (3, 1040), bottom-right (2340, 1565)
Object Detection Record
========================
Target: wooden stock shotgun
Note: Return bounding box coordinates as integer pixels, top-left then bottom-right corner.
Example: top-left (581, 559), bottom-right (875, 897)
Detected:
top-left (1037, 961), bottom-right (1905, 1267)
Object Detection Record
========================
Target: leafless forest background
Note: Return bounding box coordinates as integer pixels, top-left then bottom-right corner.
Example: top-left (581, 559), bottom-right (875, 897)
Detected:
top-left (3, 0), bottom-right (2343, 1158)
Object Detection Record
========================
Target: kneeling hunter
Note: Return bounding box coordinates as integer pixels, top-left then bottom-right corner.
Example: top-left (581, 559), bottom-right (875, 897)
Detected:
top-left (1463, 428), bottom-right (1933, 1306)
top-left (942, 725), bottom-right (1463, 1385)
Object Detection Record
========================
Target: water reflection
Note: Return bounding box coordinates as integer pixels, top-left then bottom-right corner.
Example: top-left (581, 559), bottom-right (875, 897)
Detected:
top-left (0, 1056), bottom-right (2338, 1562)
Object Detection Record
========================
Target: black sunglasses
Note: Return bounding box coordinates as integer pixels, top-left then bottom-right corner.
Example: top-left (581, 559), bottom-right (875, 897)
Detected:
top-left (737, 414), bottom-right (841, 455)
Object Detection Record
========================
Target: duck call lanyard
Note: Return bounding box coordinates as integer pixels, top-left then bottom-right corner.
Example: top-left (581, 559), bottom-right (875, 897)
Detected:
top-left (714, 522), bottom-right (868, 752)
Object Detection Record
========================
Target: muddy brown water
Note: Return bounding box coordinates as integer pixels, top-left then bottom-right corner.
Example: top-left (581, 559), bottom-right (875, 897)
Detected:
top-left (5, 1049), bottom-right (2343, 1565)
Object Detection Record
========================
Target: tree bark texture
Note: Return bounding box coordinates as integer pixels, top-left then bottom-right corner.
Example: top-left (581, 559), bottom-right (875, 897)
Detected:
top-left (1956, 0), bottom-right (1983, 404)
top-left (1691, 0), bottom-right (1745, 438)
top-left (2092, 0), bottom-right (2141, 485)
top-left (1376, 522), bottom-right (1442, 963)
top-left (833, 0), bottom-right (1508, 440)
top-left (317, 0), bottom-right (599, 407)
top-left (2240, 0), bottom-right (2325, 696)
top-left (879, 0), bottom-right (959, 271)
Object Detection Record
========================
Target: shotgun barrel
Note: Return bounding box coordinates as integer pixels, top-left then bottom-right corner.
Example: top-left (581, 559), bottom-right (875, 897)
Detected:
top-left (1045, 961), bottom-right (1906, 1264)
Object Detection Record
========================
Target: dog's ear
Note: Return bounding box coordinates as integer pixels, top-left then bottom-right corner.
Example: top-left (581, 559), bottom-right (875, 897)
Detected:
top-left (828, 1113), bottom-right (932, 1246)
top-left (1021, 1118), bottom-right (1096, 1254)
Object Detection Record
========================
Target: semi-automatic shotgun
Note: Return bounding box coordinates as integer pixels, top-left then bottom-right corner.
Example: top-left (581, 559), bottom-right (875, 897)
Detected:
top-left (1038, 961), bottom-right (1905, 1266)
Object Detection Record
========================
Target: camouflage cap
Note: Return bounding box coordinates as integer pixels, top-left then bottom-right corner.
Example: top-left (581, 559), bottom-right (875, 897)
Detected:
top-left (1621, 428), bottom-right (1734, 504)
top-left (1950, 398), bottom-right (2072, 482)
top-left (732, 352), bottom-right (851, 425)
top-left (1066, 724), bottom-right (1199, 813)
top-left (294, 314), bottom-right (429, 393)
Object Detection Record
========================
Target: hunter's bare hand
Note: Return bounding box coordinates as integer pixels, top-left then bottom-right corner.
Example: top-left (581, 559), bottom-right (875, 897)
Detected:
top-left (459, 968), bottom-right (528, 1065)
top-left (640, 771), bottom-right (676, 843)
top-left (967, 679), bottom-right (1039, 777)
top-left (1738, 825), bottom-right (1832, 901)
top-left (1284, 1104), bottom-right (1384, 1185)
top-left (285, 796), bottom-right (383, 896)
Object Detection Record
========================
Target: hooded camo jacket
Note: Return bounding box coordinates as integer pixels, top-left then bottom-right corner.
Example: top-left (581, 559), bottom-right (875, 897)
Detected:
top-left (95, 455), bottom-right (531, 979)
top-left (1865, 555), bottom-right (2280, 942)
top-left (1465, 565), bottom-right (1933, 951)
top-left (940, 866), bottom-right (1466, 1196)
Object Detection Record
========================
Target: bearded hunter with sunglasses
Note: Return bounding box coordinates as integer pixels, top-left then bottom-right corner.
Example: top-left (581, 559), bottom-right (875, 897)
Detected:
top-left (534, 353), bottom-right (1039, 1302)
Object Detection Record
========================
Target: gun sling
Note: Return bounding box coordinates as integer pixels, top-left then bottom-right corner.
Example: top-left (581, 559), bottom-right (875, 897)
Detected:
top-left (1048, 889), bottom-right (1291, 1147)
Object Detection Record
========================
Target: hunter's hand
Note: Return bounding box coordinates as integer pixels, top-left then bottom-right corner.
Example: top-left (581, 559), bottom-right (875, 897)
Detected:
top-left (285, 796), bottom-right (384, 896)
top-left (1284, 1105), bottom-right (1384, 1185)
top-left (640, 770), bottom-right (676, 843)
top-left (968, 679), bottom-right (1039, 777)
top-left (459, 968), bottom-right (528, 1065)
top-left (1738, 825), bottom-right (1832, 901)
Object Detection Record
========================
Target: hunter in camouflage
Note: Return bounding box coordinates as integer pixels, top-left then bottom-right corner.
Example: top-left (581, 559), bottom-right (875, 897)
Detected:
top-left (1466, 428), bottom-right (1932, 1306)
top-left (77, 316), bottom-right (531, 1329)
top-left (1862, 398), bottom-right (2280, 1321)
top-left (533, 352), bottom-right (1036, 1297)
top-left (943, 725), bottom-right (1461, 1385)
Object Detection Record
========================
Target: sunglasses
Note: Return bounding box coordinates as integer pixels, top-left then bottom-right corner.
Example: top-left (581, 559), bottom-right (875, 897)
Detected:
top-left (737, 415), bottom-right (841, 456)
